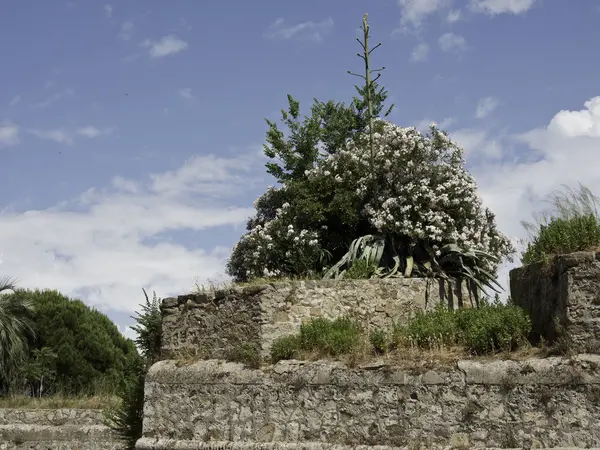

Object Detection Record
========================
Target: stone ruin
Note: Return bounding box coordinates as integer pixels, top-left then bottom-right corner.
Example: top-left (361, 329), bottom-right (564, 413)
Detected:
top-left (135, 251), bottom-right (600, 449)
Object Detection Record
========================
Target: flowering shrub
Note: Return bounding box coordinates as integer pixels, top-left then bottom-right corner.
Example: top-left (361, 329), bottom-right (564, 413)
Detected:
top-left (227, 119), bottom-right (514, 282)
top-left (306, 121), bottom-right (514, 262)
top-left (227, 187), bottom-right (330, 281)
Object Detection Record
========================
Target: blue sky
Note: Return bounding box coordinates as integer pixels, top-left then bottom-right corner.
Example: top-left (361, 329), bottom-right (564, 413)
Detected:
top-left (1, 0), bottom-right (600, 336)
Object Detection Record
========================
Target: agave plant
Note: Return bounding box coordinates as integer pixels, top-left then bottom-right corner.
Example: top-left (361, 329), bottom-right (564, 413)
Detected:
top-left (323, 234), bottom-right (503, 303)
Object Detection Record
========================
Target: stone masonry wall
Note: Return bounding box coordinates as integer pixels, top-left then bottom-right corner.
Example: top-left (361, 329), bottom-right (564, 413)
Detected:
top-left (138, 356), bottom-right (600, 449)
top-left (0, 408), bottom-right (123, 449)
top-left (161, 278), bottom-right (468, 360)
top-left (509, 250), bottom-right (600, 353)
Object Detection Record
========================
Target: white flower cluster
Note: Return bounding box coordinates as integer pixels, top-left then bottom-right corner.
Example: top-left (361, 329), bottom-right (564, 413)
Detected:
top-left (306, 120), bottom-right (514, 261)
top-left (230, 198), bottom-right (322, 280)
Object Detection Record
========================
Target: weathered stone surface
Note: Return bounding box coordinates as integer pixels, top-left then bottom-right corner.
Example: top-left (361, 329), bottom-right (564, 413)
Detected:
top-left (509, 251), bottom-right (600, 352)
top-left (161, 278), bottom-right (470, 359)
top-left (0, 408), bottom-right (123, 449)
top-left (139, 357), bottom-right (600, 449)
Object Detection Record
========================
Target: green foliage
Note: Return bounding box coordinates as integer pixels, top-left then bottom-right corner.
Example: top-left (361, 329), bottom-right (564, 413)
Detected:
top-left (369, 329), bottom-right (388, 354)
top-left (522, 215), bottom-right (600, 265)
top-left (105, 289), bottom-right (163, 450)
top-left (400, 303), bottom-right (532, 354)
top-left (0, 288), bottom-right (136, 397)
top-left (227, 343), bottom-right (261, 369)
top-left (130, 289), bottom-right (162, 364)
top-left (0, 277), bottom-right (34, 392)
top-left (521, 184), bottom-right (600, 264)
top-left (270, 335), bottom-right (301, 363)
top-left (271, 317), bottom-right (362, 362)
top-left (103, 356), bottom-right (145, 450)
top-left (344, 258), bottom-right (377, 279)
top-left (227, 17), bottom-right (394, 283)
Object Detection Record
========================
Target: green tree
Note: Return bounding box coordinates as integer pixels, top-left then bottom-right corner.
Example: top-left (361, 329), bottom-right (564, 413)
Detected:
top-left (3, 288), bottom-right (137, 396)
top-left (105, 289), bottom-right (163, 450)
top-left (22, 347), bottom-right (58, 398)
top-left (0, 277), bottom-right (34, 394)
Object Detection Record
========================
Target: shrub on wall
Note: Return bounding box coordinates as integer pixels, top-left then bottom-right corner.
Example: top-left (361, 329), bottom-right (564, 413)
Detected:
top-left (521, 184), bottom-right (600, 264)
top-left (227, 16), bottom-right (514, 291)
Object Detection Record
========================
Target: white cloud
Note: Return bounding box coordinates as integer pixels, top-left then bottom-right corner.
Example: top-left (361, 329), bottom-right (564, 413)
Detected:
top-left (28, 125), bottom-right (114, 144)
top-left (470, 0), bottom-right (537, 15)
top-left (0, 151), bottom-right (265, 313)
top-left (397, 0), bottom-right (452, 28)
top-left (264, 17), bottom-right (334, 42)
top-left (29, 129), bottom-right (73, 144)
top-left (455, 95), bottom-right (600, 297)
top-left (446, 9), bottom-right (462, 22)
top-left (141, 35), bottom-right (189, 59)
top-left (414, 117), bottom-right (455, 132)
top-left (178, 88), bottom-right (194, 100)
top-left (452, 128), bottom-right (503, 159)
top-left (9, 95), bottom-right (21, 106)
top-left (438, 32), bottom-right (466, 52)
top-left (76, 126), bottom-right (115, 138)
top-left (0, 121), bottom-right (19, 148)
top-left (119, 21), bottom-right (134, 41)
top-left (104, 4), bottom-right (112, 18)
top-left (410, 43), bottom-right (430, 62)
top-left (33, 88), bottom-right (74, 109)
top-left (475, 96), bottom-right (500, 119)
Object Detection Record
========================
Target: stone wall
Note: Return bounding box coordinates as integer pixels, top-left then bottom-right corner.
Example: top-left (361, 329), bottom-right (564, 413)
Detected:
top-left (0, 408), bottom-right (122, 449)
top-left (509, 250), bottom-right (600, 353)
top-left (138, 356), bottom-right (600, 449)
top-left (161, 278), bottom-right (468, 360)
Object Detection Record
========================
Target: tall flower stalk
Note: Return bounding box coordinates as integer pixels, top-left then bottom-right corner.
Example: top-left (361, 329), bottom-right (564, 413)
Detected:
top-left (348, 13), bottom-right (387, 197)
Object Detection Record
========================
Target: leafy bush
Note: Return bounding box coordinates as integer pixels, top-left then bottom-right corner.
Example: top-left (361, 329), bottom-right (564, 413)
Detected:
top-left (227, 343), bottom-right (261, 369)
top-left (521, 184), bottom-right (600, 264)
top-left (271, 317), bottom-right (362, 362)
top-left (404, 305), bottom-right (459, 348)
top-left (369, 329), bottom-right (388, 354)
top-left (399, 304), bottom-right (531, 354)
top-left (522, 215), bottom-right (600, 264)
top-left (228, 68), bottom-right (513, 289)
top-left (1, 289), bottom-right (137, 397)
top-left (270, 335), bottom-right (301, 363)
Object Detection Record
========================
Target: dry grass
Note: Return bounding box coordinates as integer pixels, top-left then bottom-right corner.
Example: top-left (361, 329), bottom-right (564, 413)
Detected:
top-left (270, 325), bottom-right (547, 373)
top-left (0, 395), bottom-right (120, 410)
top-left (192, 275), bottom-right (324, 295)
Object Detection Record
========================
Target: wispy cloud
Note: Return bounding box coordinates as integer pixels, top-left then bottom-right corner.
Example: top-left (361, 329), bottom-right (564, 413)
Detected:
top-left (76, 126), bottom-right (116, 138)
top-left (141, 35), bottom-right (189, 59)
top-left (9, 95), bottom-right (21, 106)
top-left (178, 88), bottom-right (194, 100)
top-left (469, 0), bottom-right (537, 15)
top-left (33, 88), bottom-right (74, 109)
top-left (0, 121), bottom-right (20, 148)
top-left (410, 43), bottom-right (430, 62)
top-left (29, 129), bottom-right (73, 144)
top-left (0, 151), bottom-right (264, 312)
top-left (476, 96), bottom-right (500, 119)
top-left (397, 0), bottom-right (450, 28)
top-left (263, 17), bottom-right (334, 42)
top-left (119, 21), bottom-right (134, 40)
top-left (446, 9), bottom-right (462, 22)
top-left (104, 4), bottom-right (112, 18)
top-left (438, 32), bottom-right (466, 52)
top-left (414, 117), bottom-right (456, 132)
top-left (28, 126), bottom-right (115, 144)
